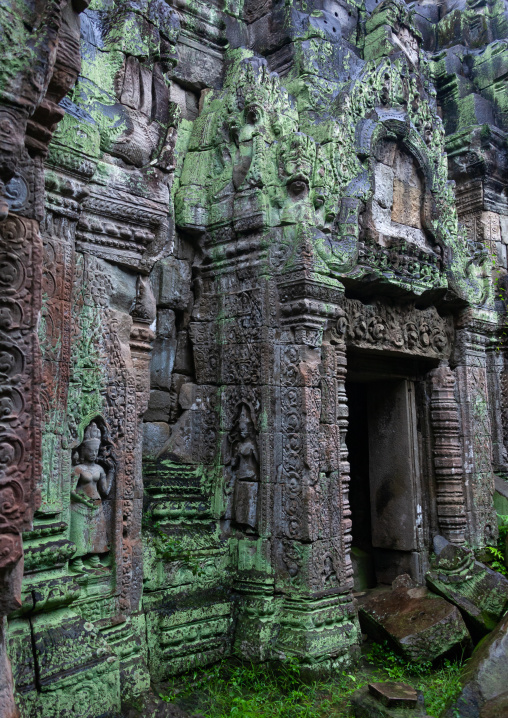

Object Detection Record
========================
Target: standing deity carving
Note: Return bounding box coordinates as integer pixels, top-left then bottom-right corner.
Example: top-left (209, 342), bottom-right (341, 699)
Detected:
top-left (226, 404), bottom-right (260, 533)
top-left (70, 420), bottom-right (115, 569)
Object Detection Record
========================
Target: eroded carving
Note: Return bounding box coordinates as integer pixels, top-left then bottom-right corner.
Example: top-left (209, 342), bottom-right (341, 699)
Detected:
top-left (225, 403), bottom-right (260, 533)
top-left (70, 421), bottom-right (115, 569)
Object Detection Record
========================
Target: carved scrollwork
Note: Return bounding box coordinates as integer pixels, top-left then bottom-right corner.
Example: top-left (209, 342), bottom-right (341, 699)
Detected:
top-left (331, 297), bottom-right (452, 358)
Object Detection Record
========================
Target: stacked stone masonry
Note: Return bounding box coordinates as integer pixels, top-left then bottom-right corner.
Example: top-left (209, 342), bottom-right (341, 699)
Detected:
top-left (0, 0), bottom-right (507, 715)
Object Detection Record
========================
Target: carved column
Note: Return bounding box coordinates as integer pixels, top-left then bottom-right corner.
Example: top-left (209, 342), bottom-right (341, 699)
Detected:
top-left (485, 333), bottom-right (508, 472)
top-left (333, 331), bottom-right (354, 588)
top-left (0, 214), bottom-right (43, 615)
top-left (273, 283), bottom-right (359, 675)
top-left (453, 319), bottom-right (498, 548)
top-left (126, 277), bottom-right (155, 615)
top-left (429, 363), bottom-right (467, 545)
top-left (0, 1), bottom-right (89, 713)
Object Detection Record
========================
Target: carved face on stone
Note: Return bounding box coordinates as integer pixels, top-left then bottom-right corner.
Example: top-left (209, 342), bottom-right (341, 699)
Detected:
top-left (81, 443), bottom-right (99, 463)
top-left (238, 418), bottom-right (249, 439)
top-left (78, 422), bottom-right (102, 464)
top-left (279, 134), bottom-right (315, 196)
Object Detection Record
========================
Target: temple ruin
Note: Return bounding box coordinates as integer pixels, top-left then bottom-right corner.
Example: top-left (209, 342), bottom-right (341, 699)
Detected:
top-left (1, 0), bottom-right (508, 715)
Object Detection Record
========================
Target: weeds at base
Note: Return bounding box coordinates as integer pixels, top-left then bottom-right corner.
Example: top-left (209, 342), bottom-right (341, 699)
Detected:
top-left (158, 641), bottom-right (464, 718)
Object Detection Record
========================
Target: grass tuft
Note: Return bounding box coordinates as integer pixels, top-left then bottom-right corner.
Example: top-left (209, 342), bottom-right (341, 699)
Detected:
top-left (158, 641), bottom-right (464, 718)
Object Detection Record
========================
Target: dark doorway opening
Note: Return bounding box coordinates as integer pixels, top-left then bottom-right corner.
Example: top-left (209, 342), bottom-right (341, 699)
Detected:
top-left (346, 353), bottom-right (432, 588)
top-left (347, 383), bottom-right (376, 589)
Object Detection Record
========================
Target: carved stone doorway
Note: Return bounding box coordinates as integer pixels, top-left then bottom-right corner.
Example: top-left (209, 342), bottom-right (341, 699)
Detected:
top-left (346, 352), bottom-right (437, 589)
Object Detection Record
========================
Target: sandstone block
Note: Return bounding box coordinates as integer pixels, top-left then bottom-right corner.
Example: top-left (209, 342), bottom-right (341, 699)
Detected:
top-left (351, 683), bottom-right (429, 717)
top-left (145, 390), bottom-right (171, 422)
top-left (142, 422), bottom-right (170, 459)
top-left (445, 612), bottom-right (508, 718)
top-left (426, 536), bottom-right (508, 640)
top-left (153, 257), bottom-right (192, 310)
top-left (150, 336), bottom-right (177, 390)
top-left (358, 585), bottom-right (471, 663)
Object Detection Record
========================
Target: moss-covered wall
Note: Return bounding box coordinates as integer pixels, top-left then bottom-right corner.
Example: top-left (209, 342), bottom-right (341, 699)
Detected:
top-left (1, 0), bottom-right (508, 715)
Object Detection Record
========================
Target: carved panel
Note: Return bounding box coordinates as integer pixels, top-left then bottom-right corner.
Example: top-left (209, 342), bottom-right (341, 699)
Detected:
top-left (429, 365), bottom-right (467, 545)
top-left (333, 298), bottom-right (452, 358)
top-left (0, 216), bottom-right (42, 586)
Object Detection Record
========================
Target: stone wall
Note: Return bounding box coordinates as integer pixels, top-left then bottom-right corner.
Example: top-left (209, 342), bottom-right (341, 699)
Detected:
top-left (0, 0), bottom-right (507, 715)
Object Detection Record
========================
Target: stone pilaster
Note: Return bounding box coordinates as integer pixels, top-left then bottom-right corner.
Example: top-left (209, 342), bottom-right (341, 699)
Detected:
top-left (453, 320), bottom-right (498, 547)
top-left (272, 283), bottom-right (359, 676)
top-left (429, 363), bottom-right (467, 545)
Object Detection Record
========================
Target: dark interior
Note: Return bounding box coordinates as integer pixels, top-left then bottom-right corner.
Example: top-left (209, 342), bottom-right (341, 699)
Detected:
top-left (345, 351), bottom-right (439, 589)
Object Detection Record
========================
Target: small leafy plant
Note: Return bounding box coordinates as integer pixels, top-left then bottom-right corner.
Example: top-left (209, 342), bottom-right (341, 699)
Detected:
top-left (487, 513), bottom-right (508, 576)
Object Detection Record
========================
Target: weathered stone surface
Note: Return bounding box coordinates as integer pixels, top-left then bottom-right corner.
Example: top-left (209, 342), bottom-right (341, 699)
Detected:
top-left (480, 692), bottom-right (508, 718)
top-left (0, 617), bottom-right (17, 718)
top-left (358, 586), bottom-right (471, 663)
top-left (351, 683), bottom-right (429, 717)
top-left (426, 536), bottom-right (508, 640)
top-left (369, 682), bottom-right (418, 708)
top-left (445, 612), bottom-right (508, 718)
top-left (145, 390), bottom-right (171, 423)
top-left (2, 0), bottom-right (508, 713)
top-left (123, 689), bottom-right (192, 718)
top-left (152, 257), bottom-right (193, 311)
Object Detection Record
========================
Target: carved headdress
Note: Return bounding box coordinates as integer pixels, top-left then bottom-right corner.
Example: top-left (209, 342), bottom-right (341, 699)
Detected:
top-left (237, 403), bottom-right (252, 434)
top-left (82, 421), bottom-right (101, 450)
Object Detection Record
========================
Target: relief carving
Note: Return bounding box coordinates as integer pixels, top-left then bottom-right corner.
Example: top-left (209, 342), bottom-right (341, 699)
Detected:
top-left (226, 403), bottom-right (260, 533)
top-left (70, 420), bottom-right (115, 569)
top-left (1, 0), bottom-right (507, 706)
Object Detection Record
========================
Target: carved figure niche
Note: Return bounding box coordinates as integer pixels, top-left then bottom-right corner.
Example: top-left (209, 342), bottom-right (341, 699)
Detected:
top-left (70, 420), bottom-right (115, 570)
top-left (365, 140), bottom-right (438, 256)
top-left (226, 403), bottom-right (260, 534)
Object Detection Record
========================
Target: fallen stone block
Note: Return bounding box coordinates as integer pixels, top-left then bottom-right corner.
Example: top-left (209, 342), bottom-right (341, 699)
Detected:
top-left (480, 692), bottom-right (508, 718)
top-left (358, 584), bottom-right (471, 663)
top-left (444, 612), bottom-right (508, 718)
top-left (351, 682), bottom-right (429, 717)
top-left (426, 536), bottom-right (508, 640)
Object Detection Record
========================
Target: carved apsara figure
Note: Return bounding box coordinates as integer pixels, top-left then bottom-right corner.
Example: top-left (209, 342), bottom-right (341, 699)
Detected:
top-left (70, 421), bottom-right (115, 568)
top-left (227, 404), bottom-right (260, 533)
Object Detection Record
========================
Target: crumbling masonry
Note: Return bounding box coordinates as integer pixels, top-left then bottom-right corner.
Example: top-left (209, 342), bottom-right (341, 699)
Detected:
top-left (1, 0), bottom-right (508, 715)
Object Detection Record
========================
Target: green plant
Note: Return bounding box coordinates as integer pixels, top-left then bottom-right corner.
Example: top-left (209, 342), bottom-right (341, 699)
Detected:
top-left (157, 644), bottom-right (465, 718)
top-left (365, 641), bottom-right (463, 717)
top-left (365, 641), bottom-right (432, 679)
top-left (487, 513), bottom-right (508, 576)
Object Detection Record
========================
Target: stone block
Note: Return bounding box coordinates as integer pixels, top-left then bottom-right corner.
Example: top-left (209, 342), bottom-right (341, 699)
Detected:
top-left (143, 422), bottom-right (170, 459)
top-left (480, 693), bottom-right (508, 718)
top-left (425, 536), bottom-right (508, 640)
top-left (145, 390), bottom-right (170, 422)
top-left (358, 585), bottom-right (471, 663)
top-left (26, 609), bottom-right (121, 716)
top-left (274, 594), bottom-right (360, 675)
top-left (153, 256), bottom-right (192, 311)
top-left (500, 214), bottom-right (508, 245)
top-left (150, 336), bottom-right (177, 390)
top-left (173, 330), bottom-right (194, 375)
top-left (351, 683), bottom-right (429, 717)
top-left (157, 308), bottom-right (176, 339)
top-left (445, 612), bottom-right (508, 718)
